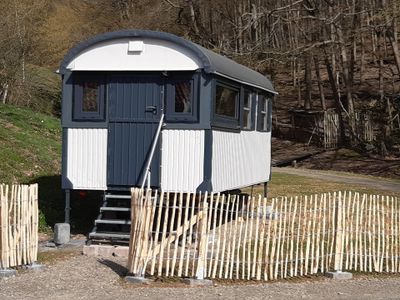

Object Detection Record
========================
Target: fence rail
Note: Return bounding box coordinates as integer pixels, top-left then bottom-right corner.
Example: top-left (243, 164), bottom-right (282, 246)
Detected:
top-left (127, 189), bottom-right (399, 280)
top-left (0, 184), bottom-right (39, 269)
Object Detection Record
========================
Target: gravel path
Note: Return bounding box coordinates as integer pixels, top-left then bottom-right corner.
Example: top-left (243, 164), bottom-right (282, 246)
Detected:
top-left (273, 167), bottom-right (400, 193)
top-left (2, 252), bottom-right (400, 300)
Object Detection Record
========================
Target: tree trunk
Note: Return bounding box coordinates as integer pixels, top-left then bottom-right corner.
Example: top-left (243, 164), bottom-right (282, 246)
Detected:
top-left (336, 25), bottom-right (356, 139)
top-left (386, 2), bottom-right (400, 77)
top-left (360, 33), bottom-right (365, 84)
top-left (1, 83), bottom-right (8, 104)
top-left (314, 55), bottom-right (326, 110)
top-left (304, 52), bottom-right (312, 110)
top-left (187, 0), bottom-right (199, 35)
top-left (324, 51), bottom-right (346, 145)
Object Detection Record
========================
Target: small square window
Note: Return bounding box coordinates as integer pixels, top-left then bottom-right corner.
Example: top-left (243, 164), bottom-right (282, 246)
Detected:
top-left (73, 73), bottom-right (105, 121)
top-left (82, 82), bottom-right (99, 112)
top-left (165, 74), bottom-right (198, 123)
top-left (215, 85), bottom-right (238, 118)
top-left (212, 81), bottom-right (240, 130)
top-left (174, 81), bottom-right (192, 113)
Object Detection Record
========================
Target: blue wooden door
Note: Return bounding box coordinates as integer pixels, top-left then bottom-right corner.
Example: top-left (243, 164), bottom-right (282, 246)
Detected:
top-left (107, 75), bottom-right (162, 187)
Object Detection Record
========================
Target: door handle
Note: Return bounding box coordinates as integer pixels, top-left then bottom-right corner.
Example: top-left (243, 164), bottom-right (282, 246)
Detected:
top-left (145, 105), bottom-right (157, 114)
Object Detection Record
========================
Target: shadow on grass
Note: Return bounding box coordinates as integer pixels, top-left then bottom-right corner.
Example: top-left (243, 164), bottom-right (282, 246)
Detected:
top-left (30, 175), bottom-right (103, 235)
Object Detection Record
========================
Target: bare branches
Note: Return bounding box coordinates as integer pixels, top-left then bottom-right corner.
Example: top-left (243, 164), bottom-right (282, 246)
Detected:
top-left (163, 0), bottom-right (181, 8)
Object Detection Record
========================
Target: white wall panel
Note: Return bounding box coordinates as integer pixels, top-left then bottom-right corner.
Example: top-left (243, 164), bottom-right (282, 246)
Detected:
top-left (66, 128), bottom-right (107, 190)
top-left (67, 38), bottom-right (202, 71)
top-left (211, 131), bottom-right (271, 192)
top-left (161, 130), bottom-right (204, 192)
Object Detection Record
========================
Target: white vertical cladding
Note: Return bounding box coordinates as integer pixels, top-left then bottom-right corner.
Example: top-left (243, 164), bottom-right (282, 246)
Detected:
top-left (66, 128), bottom-right (107, 190)
top-left (211, 130), bottom-right (271, 192)
top-left (161, 129), bottom-right (205, 192)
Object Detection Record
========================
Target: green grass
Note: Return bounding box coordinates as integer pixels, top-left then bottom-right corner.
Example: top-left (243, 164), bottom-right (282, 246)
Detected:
top-left (246, 172), bottom-right (399, 198)
top-left (0, 103), bottom-right (63, 231)
top-left (0, 103), bottom-right (61, 183)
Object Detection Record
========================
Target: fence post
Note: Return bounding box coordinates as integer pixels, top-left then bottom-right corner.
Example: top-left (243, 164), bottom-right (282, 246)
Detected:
top-left (195, 200), bottom-right (208, 280)
top-left (127, 188), bottom-right (141, 275)
top-left (326, 191), bottom-right (352, 279)
top-left (334, 192), bottom-right (343, 271)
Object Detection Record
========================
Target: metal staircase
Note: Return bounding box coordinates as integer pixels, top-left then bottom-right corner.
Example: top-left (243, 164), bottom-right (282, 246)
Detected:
top-left (89, 192), bottom-right (132, 243)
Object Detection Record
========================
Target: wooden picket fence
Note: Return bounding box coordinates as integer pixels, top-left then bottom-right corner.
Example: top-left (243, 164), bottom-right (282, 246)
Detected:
top-left (127, 189), bottom-right (399, 280)
top-left (323, 111), bottom-right (339, 149)
top-left (0, 184), bottom-right (39, 269)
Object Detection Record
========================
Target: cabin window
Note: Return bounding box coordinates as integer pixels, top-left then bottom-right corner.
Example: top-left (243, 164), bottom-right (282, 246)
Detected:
top-left (82, 82), bottom-right (99, 112)
top-left (215, 85), bottom-right (238, 118)
top-left (174, 81), bottom-right (192, 113)
top-left (257, 94), bottom-right (272, 132)
top-left (73, 73), bottom-right (105, 121)
top-left (242, 90), bottom-right (255, 130)
top-left (165, 74), bottom-right (197, 122)
top-left (212, 81), bottom-right (240, 130)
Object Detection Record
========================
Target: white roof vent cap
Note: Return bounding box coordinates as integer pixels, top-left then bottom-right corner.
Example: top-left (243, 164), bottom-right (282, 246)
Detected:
top-left (128, 40), bottom-right (144, 53)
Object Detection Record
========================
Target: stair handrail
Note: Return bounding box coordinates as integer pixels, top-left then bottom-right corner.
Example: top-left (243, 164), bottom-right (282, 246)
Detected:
top-left (140, 113), bottom-right (165, 190)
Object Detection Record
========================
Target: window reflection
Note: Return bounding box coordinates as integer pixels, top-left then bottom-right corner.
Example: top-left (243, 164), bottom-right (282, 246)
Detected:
top-left (215, 85), bottom-right (238, 118)
top-left (175, 81), bottom-right (191, 113)
top-left (82, 82), bottom-right (98, 112)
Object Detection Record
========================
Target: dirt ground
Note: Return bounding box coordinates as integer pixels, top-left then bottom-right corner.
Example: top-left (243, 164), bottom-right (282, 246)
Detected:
top-left (2, 248), bottom-right (400, 300)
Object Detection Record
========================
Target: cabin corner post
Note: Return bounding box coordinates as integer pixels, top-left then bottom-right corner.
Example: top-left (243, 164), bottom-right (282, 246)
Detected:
top-left (64, 189), bottom-right (71, 223)
top-left (263, 182), bottom-right (268, 198)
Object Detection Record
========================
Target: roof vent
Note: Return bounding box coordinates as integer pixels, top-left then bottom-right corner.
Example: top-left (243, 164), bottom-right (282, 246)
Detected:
top-left (128, 40), bottom-right (144, 53)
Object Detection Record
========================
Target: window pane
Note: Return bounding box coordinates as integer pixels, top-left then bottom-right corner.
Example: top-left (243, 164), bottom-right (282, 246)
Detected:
top-left (175, 81), bottom-right (192, 113)
top-left (82, 82), bottom-right (98, 112)
top-left (258, 94), bottom-right (269, 131)
top-left (264, 99), bottom-right (268, 130)
top-left (263, 112), bottom-right (268, 130)
top-left (243, 90), bottom-right (253, 129)
top-left (215, 85), bottom-right (237, 118)
top-left (243, 110), bottom-right (250, 128)
top-left (244, 90), bottom-right (251, 109)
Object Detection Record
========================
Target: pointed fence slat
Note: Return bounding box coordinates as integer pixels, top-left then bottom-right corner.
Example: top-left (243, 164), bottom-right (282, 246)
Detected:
top-left (0, 184), bottom-right (38, 269)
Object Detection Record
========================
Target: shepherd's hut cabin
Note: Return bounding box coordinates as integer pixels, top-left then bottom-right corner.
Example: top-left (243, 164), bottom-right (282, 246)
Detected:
top-left (60, 30), bottom-right (276, 237)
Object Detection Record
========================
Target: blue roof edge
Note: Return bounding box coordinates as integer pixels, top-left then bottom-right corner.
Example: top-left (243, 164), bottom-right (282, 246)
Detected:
top-left (59, 29), bottom-right (276, 93)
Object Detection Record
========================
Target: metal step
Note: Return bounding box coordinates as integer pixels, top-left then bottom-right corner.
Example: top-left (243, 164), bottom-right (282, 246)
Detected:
top-left (89, 232), bottom-right (130, 239)
top-left (95, 219), bottom-right (131, 225)
top-left (100, 207), bottom-right (130, 212)
top-left (105, 194), bottom-right (131, 200)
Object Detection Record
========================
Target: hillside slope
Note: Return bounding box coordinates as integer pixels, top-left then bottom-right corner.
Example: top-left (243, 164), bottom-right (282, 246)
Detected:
top-left (0, 104), bottom-right (63, 230)
top-left (0, 104), bottom-right (61, 183)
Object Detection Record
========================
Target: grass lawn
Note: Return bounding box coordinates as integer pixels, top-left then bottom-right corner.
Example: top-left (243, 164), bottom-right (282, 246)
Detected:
top-left (247, 171), bottom-right (399, 198)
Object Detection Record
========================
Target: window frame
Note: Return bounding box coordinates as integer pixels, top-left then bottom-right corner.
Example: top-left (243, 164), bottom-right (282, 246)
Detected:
top-left (257, 93), bottom-right (273, 132)
top-left (212, 80), bottom-right (240, 130)
top-left (241, 88), bottom-right (256, 131)
top-left (165, 73), bottom-right (199, 123)
top-left (72, 73), bottom-right (106, 121)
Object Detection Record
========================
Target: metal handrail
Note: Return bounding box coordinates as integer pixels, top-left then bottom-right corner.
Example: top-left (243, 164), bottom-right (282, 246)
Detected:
top-left (140, 113), bottom-right (165, 189)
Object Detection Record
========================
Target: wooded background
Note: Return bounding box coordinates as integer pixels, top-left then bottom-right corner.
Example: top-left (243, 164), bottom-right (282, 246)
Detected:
top-left (0, 0), bottom-right (399, 152)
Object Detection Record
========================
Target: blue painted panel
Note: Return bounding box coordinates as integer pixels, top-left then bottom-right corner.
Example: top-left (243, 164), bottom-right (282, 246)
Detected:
top-left (107, 75), bottom-right (162, 187)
